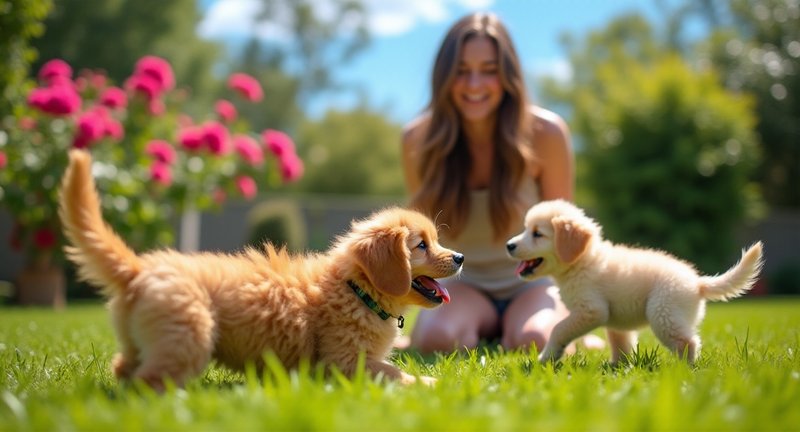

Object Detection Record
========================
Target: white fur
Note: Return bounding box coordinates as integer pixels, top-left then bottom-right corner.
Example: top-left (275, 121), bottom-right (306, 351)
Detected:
top-left (506, 199), bottom-right (764, 364)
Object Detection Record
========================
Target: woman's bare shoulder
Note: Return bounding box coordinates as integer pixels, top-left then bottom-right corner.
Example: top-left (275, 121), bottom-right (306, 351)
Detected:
top-left (529, 106), bottom-right (569, 138)
top-left (402, 112), bottom-right (432, 150)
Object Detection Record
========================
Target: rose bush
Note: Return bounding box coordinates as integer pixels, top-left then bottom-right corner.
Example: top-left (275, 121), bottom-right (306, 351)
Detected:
top-left (0, 56), bottom-right (304, 260)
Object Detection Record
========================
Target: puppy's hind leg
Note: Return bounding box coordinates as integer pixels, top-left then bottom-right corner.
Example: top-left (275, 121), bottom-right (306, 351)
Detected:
top-left (606, 329), bottom-right (637, 364)
top-left (128, 275), bottom-right (217, 391)
top-left (651, 327), bottom-right (700, 363)
top-left (132, 317), bottom-right (216, 391)
top-left (107, 296), bottom-right (140, 380)
top-left (647, 294), bottom-right (703, 363)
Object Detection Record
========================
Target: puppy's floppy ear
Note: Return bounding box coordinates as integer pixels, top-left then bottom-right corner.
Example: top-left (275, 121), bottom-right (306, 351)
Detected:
top-left (353, 226), bottom-right (412, 297)
top-left (552, 216), bottom-right (593, 264)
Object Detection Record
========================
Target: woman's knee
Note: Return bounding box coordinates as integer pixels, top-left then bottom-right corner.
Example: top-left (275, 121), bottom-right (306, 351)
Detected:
top-left (412, 323), bottom-right (480, 354)
top-left (502, 328), bottom-right (547, 352)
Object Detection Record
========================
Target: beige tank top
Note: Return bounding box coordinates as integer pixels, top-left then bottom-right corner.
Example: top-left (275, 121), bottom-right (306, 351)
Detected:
top-left (441, 177), bottom-right (542, 300)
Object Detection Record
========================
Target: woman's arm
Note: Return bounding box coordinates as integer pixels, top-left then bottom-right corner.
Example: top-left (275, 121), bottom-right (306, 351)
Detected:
top-left (531, 107), bottom-right (574, 202)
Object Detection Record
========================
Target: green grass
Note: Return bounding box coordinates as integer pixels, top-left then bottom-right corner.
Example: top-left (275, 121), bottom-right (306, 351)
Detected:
top-left (1, 298), bottom-right (798, 431)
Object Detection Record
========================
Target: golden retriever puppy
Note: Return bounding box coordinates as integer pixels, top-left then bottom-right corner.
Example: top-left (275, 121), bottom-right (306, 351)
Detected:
top-left (505, 199), bottom-right (763, 364)
top-left (59, 149), bottom-right (463, 390)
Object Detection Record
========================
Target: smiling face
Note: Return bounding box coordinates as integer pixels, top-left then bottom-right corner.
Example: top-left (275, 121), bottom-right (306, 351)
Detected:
top-left (449, 35), bottom-right (503, 123)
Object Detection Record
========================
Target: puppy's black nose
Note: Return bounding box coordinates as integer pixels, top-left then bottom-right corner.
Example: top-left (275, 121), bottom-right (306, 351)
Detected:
top-left (506, 242), bottom-right (516, 252)
top-left (452, 253), bottom-right (464, 265)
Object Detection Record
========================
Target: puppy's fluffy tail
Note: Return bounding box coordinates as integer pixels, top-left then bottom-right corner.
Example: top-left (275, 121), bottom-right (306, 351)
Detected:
top-left (698, 242), bottom-right (764, 301)
top-left (59, 150), bottom-right (141, 295)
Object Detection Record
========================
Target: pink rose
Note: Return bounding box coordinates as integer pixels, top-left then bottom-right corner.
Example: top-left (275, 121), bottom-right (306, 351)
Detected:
top-left (145, 140), bottom-right (177, 164)
top-left (38, 59), bottom-right (72, 84)
top-left (27, 85), bottom-right (81, 116)
top-left (0, 151), bottom-right (7, 169)
top-left (179, 126), bottom-right (204, 152)
top-left (73, 110), bottom-right (107, 148)
top-left (280, 153), bottom-right (304, 182)
top-left (104, 118), bottom-right (124, 141)
top-left (125, 74), bottom-right (160, 101)
top-left (134, 56), bottom-right (175, 92)
top-left (261, 129), bottom-right (295, 157)
top-left (228, 73), bottom-right (263, 102)
top-left (99, 87), bottom-right (127, 109)
top-left (233, 135), bottom-right (264, 166)
top-left (235, 176), bottom-right (257, 200)
top-left (202, 122), bottom-right (229, 155)
top-left (215, 99), bottom-right (237, 123)
top-left (150, 162), bottom-right (172, 186)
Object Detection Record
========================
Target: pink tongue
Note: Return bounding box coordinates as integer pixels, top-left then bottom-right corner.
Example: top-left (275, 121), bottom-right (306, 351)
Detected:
top-left (417, 276), bottom-right (451, 303)
top-left (515, 261), bottom-right (528, 276)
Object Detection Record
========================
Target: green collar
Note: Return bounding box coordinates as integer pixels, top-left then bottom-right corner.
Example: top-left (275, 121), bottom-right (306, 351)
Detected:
top-left (347, 280), bottom-right (404, 329)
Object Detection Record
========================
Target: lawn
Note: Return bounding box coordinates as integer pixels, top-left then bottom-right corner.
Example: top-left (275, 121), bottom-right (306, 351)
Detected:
top-left (1, 298), bottom-right (798, 431)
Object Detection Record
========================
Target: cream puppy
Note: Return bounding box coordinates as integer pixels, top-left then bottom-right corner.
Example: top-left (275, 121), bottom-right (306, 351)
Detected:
top-left (506, 199), bottom-right (763, 364)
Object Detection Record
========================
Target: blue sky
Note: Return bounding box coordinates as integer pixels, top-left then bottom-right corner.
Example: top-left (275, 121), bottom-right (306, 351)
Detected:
top-left (199, 0), bottom-right (673, 124)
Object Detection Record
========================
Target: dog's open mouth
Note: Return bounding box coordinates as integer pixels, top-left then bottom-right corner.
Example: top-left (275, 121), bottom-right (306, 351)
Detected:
top-left (411, 276), bottom-right (450, 304)
top-left (516, 258), bottom-right (544, 277)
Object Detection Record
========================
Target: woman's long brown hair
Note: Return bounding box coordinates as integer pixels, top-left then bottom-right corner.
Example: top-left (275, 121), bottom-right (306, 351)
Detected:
top-left (409, 12), bottom-right (535, 241)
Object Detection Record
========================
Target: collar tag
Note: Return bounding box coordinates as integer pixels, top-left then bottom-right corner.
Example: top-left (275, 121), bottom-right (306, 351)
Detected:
top-left (347, 280), bottom-right (404, 329)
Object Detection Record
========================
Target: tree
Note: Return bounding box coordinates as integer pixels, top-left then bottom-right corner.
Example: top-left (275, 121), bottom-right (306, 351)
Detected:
top-left (544, 15), bottom-right (762, 272)
top-left (0, 0), bottom-right (53, 116)
top-left (218, 0), bottom-right (371, 133)
top-left (30, 0), bottom-right (221, 106)
top-left (685, 0), bottom-right (800, 208)
top-left (220, 39), bottom-right (304, 134)
top-left (254, 0), bottom-right (370, 102)
top-left (291, 107), bottom-right (404, 196)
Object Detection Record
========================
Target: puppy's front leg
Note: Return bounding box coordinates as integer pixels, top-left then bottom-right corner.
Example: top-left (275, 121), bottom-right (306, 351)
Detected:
top-left (539, 308), bottom-right (607, 363)
top-left (607, 329), bottom-right (637, 364)
top-left (366, 359), bottom-right (436, 386)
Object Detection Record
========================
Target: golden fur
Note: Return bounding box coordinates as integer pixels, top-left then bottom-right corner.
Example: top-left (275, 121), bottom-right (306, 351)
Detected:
top-left (59, 150), bottom-right (463, 390)
top-left (506, 199), bottom-right (764, 364)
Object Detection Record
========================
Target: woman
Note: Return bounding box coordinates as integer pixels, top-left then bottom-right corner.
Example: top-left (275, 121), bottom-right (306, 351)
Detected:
top-left (400, 12), bottom-right (602, 353)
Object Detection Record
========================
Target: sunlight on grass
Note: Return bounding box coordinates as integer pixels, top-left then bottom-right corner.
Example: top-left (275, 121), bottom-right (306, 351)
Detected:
top-left (1, 299), bottom-right (798, 430)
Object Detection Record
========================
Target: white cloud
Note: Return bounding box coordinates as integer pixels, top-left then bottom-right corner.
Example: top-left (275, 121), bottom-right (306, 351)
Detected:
top-left (529, 58), bottom-right (574, 84)
top-left (197, 0), bottom-right (259, 40)
top-left (198, 0), bottom-right (498, 41)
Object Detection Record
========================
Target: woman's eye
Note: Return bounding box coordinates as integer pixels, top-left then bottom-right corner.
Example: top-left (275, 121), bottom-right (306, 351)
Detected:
top-left (532, 230), bottom-right (543, 238)
top-left (417, 241), bottom-right (427, 250)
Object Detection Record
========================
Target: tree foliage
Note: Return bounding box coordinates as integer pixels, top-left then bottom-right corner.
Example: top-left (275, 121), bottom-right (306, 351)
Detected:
top-left (291, 108), bottom-right (404, 196)
top-left (29, 0), bottom-right (221, 109)
top-left (254, 0), bottom-right (370, 101)
top-left (687, 0), bottom-right (800, 208)
top-left (222, 0), bottom-right (370, 133)
top-left (220, 39), bottom-right (304, 134)
top-left (545, 15), bottom-right (761, 272)
top-left (0, 0), bottom-right (53, 116)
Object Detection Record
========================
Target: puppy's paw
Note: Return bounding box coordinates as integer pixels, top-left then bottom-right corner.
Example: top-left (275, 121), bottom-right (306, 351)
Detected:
top-left (418, 375), bottom-right (438, 387)
top-left (537, 347), bottom-right (563, 364)
top-left (399, 372), bottom-right (437, 386)
top-left (111, 353), bottom-right (136, 379)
